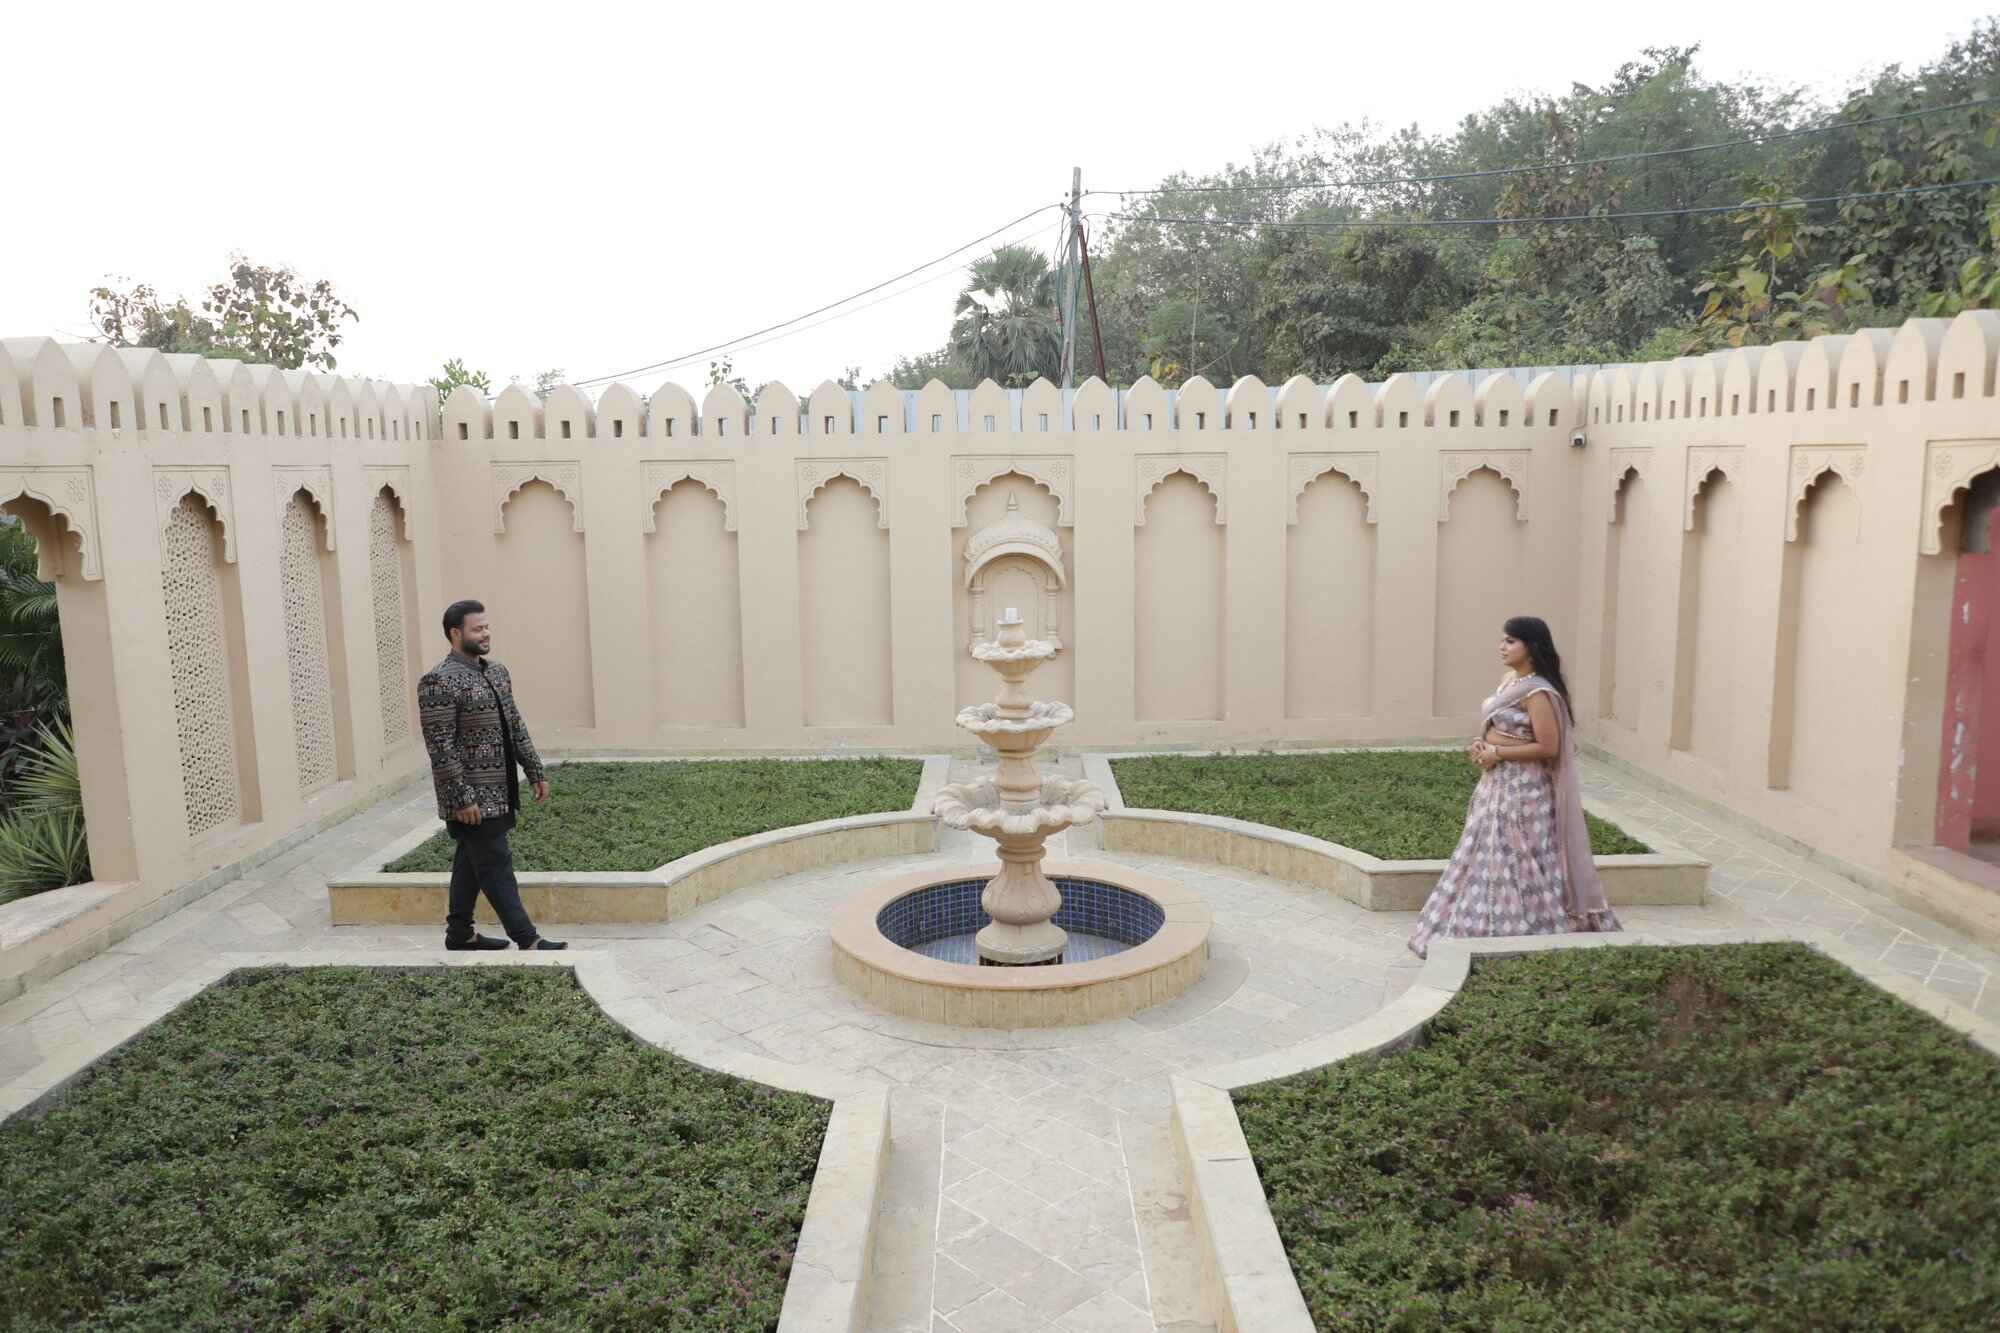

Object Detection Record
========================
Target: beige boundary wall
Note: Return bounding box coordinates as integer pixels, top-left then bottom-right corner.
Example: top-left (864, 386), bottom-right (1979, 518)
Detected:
top-left (7, 316), bottom-right (2000, 940)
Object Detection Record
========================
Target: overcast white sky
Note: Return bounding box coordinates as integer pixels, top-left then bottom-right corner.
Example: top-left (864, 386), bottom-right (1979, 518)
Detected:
top-left (4, 1), bottom-right (1993, 395)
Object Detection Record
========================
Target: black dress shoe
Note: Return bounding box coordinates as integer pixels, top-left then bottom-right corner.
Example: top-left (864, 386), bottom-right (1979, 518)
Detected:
top-left (445, 933), bottom-right (510, 952)
top-left (523, 937), bottom-right (568, 951)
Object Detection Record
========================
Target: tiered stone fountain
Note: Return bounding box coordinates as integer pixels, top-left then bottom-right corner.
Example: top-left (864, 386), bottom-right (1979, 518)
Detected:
top-left (830, 611), bottom-right (1213, 1026)
top-left (930, 609), bottom-right (1106, 965)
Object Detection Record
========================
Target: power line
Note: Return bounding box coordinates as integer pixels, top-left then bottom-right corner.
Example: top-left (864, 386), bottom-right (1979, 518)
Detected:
top-left (585, 215), bottom-right (1063, 394)
top-left (570, 202), bottom-right (1063, 388)
top-left (1086, 94), bottom-right (2000, 200)
top-left (1091, 175), bottom-right (2000, 233)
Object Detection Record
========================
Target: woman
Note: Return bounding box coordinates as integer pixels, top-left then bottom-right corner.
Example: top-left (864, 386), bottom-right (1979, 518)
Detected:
top-left (1408, 615), bottom-right (1621, 959)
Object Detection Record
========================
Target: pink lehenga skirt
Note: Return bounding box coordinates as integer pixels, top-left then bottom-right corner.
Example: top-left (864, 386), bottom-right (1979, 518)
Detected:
top-left (1407, 757), bottom-right (1620, 959)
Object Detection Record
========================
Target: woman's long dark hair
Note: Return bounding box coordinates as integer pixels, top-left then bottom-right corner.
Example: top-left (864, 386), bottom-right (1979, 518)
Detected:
top-left (1503, 615), bottom-right (1572, 713)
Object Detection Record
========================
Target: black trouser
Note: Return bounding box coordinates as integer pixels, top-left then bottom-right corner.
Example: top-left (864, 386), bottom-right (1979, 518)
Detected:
top-left (444, 815), bottom-right (538, 947)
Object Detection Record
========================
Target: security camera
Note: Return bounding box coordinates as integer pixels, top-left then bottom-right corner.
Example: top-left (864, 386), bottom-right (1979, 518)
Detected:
top-left (1569, 431), bottom-right (1588, 449)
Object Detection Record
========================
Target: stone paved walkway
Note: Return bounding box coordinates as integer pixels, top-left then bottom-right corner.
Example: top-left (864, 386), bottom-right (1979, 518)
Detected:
top-left (2, 757), bottom-right (1997, 1332)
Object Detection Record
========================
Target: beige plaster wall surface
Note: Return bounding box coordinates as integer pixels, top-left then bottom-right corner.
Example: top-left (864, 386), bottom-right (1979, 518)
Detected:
top-left (7, 315), bottom-right (2000, 936)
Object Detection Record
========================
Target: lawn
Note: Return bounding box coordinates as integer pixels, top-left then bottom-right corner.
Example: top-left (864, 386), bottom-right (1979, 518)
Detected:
top-left (1234, 944), bottom-right (2000, 1331)
top-left (387, 758), bottom-right (923, 873)
top-left (1109, 751), bottom-right (1648, 860)
top-left (0, 967), bottom-right (830, 1331)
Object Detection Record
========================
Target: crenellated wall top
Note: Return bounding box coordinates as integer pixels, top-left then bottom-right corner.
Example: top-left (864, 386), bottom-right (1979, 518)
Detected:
top-left (5, 314), bottom-right (1998, 447)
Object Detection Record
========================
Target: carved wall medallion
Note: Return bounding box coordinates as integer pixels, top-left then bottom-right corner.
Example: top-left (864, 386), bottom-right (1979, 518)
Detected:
top-left (1682, 447), bottom-right (1745, 530)
top-left (153, 466), bottom-right (237, 563)
top-left (1286, 452), bottom-right (1380, 524)
top-left (0, 466), bottom-right (103, 579)
top-left (1786, 445), bottom-right (1866, 542)
top-left (1135, 454), bottom-right (1226, 525)
top-left (492, 461), bottom-right (583, 534)
top-left (1438, 450), bottom-right (1530, 522)
top-left (797, 458), bottom-right (888, 529)
top-left (272, 465), bottom-right (335, 550)
top-left (953, 455), bottom-right (1074, 527)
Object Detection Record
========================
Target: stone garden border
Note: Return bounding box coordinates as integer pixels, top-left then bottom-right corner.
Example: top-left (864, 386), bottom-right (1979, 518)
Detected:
top-left (0, 950), bottom-right (891, 1333)
top-left (1083, 752), bottom-right (1708, 911)
top-left (326, 755), bottom-right (950, 926)
top-left (1167, 930), bottom-right (2000, 1333)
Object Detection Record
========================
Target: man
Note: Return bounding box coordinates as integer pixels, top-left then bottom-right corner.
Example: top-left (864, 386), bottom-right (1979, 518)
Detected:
top-left (417, 599), bottom-right (566, 952)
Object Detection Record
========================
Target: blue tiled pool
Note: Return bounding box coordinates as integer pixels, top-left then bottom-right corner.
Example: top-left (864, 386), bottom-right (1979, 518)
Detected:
top-left (876, 877), bottom-right (1165, 966)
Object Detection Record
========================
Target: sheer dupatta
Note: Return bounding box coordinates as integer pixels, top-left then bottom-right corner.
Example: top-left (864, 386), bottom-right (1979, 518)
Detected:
top-left (1478, 673), bottom-right (1617, 927)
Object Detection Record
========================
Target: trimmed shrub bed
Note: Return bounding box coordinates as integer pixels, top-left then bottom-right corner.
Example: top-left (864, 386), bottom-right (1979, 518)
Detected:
top-left (1109, 751), bottom-right (1648, 860)
top-left (1234, 944), bottom-right (2000, 1330)
top-left (0, 967), bottom-right (830, 1331)
top-left (387, 757), bottom-right (923, 873)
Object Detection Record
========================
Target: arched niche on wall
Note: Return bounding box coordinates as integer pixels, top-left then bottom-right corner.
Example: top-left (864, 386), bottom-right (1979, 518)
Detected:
top-left (963, 492), bottom-right (1066, 652)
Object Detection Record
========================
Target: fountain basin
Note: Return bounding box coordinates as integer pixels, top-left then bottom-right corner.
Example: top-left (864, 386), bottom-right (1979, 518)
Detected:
top-left (955, 700), bottom-right (1075, 734)
top-left (931, 776), bottom-right (1106, 837)
top-left (831, 859), bottom-right (1211, 1026)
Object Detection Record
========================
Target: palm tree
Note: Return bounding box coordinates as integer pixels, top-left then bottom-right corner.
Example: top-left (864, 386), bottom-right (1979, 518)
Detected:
top-left (950, 245), bottom-right (1064, 388)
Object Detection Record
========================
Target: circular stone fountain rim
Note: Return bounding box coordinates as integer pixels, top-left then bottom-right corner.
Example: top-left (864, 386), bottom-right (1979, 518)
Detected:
top-left (830, 857), bottom-right (1211, 991)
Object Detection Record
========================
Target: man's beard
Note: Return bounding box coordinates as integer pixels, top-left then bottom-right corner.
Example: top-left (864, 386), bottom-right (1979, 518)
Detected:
top-left (466, 640), bottom-right (491, 656)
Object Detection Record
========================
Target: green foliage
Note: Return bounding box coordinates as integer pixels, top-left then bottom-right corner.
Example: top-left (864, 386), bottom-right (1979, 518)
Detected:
top-left (1109, 752), bottom-right (1646, 859)
top-left (90, 253), bottom-right (359, 371)
top-left (1235, 944), bottom-right (2000, 1330)
top-left (705, 355), bottom-right (752, 401)
top-left (387, 758), bottom-right (922, 873)
top-left (0, 967), bottom-right (829, 1330)
top-left (427, 357), bottom-right (493, 406)
top-left (0, 719), bottom-right (90, 902)
top-left (0, 518), bottom-right (64, 708)
top-left (887, 345), bottom-right (974, 390)
top-left (0, 806), bottom-right (88, 904)
top-left (885, 25), bottom-right (2000, 382)
top-left (950, 244), bottom-right (1064, 387)
top-left (11, 717), bottom-right (82, 815)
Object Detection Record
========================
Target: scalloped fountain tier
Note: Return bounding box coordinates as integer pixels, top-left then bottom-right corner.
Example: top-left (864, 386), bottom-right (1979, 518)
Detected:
top-left (832, 598), bottom-right (1209, 1026)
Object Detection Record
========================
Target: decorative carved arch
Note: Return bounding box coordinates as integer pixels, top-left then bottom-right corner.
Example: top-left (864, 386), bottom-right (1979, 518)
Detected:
top-left (641, 459), bottom-right (737, 532)
top-left (152, 466), bottom-right (236, 562)
top-left (1135, 453), bottom-right (1225, 525)
top-left (1683, 446), bottom-right (1745, 530)
top-left (1606, 447), bottom-right (1651, 522)
top-left (796, 458), bottom-right (888, 529)
top-left (1287, 452), bottom-right (1379, 524)
top-left (1438, 450), bottom-right (1529, 522)
top-left (1923, 441), bottom-right (2000, 554)
top-left (963, 494), bottom-right (1066, 650)
top-left (1786, 445), bottom-right (1867, 542)
top-left (952, 455), bottom-right (1074, 526)
top-left (273, 466), bottom-right (335, 550)
top-left (0, 467), bottom-right (101, 580)
top-left (365, 466), bottom-right (414, 541)
top-left (491, 461), bottom-right (583, 534)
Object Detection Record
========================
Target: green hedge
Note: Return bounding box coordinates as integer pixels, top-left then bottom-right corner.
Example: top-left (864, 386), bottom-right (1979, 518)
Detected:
top-left (388, 758), bottom-right (922, 873)
top-left (0, 967), bottom-right (830, 1331)
top-left (1235, 944), bottom-right (2000, 1330)
top-left (1109, 751), bottom-right (1648, 860)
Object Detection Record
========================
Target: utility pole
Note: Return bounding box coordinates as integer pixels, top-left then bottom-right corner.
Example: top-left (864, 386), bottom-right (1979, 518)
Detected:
top-left (1059, 167), bottom-right (1083, 391)
top-left (1077, 210), bottom-right (1108, 384)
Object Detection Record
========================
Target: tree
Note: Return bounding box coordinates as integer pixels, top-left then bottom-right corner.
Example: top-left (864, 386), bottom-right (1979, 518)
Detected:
top-left (428, 359), bottom-right (492, 405)
top-left (949, 245), bottom-right (1063, 387)
top-left (90, 253), bottom-right (359, 371)
top-left (706, 356), bottom-right (752, 400)
top-left (886, 347), bottom-right (973, 389)
top-left (510, 368), bottom-right (565, 396)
